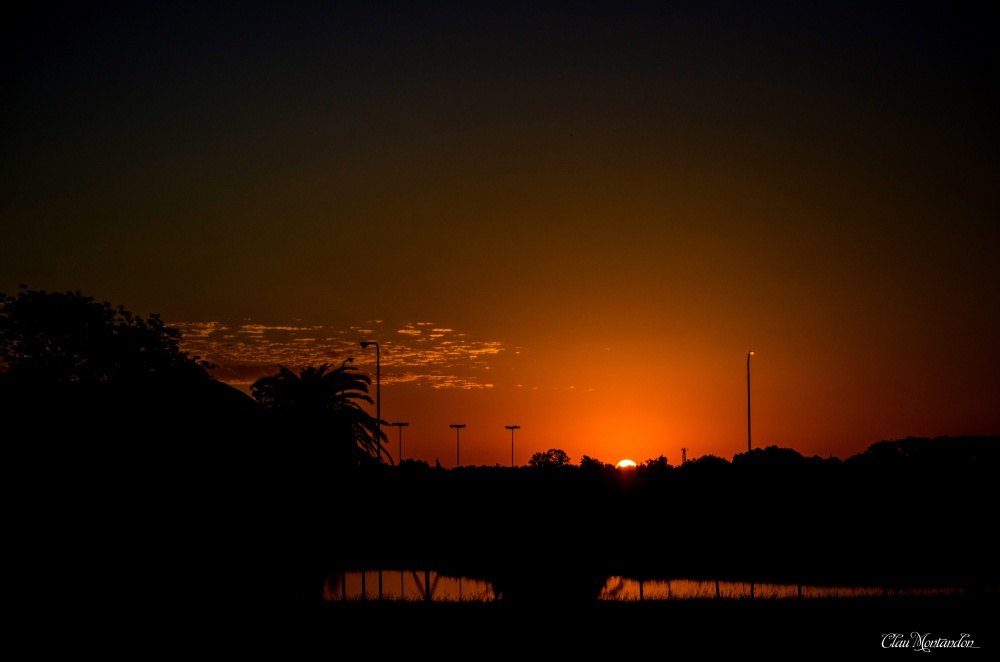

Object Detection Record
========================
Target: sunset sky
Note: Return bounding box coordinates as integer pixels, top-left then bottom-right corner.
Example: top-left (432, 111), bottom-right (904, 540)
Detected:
top-left (4, 3), bottom-right (997, 467)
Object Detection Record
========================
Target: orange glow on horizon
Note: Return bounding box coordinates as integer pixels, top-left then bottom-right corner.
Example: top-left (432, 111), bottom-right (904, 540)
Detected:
top-left (7, 3), bottom-right (997, 484)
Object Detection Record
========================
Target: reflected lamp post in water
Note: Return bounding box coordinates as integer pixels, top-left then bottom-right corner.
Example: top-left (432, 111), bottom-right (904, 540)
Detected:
top-left (451, 424), bottom-right (466, 467)
top-left (360, 341), bottom-right (381, 456)
top-left (505, 425), bottom-right (520, 468)
top-left (747, 350), bottom-right (754, 453)
top-left (391, 421), bottom-right (408, 462)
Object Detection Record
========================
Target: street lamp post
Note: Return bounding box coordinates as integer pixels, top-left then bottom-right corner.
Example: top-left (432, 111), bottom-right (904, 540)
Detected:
top-left (360, 341), bottom-right (381, 456)
top-left (747, 350), bottom-right (755, 453)
top-left (450, 424), bottom-right (466, 467)
top-left (391, 422), bottom-right (408, 462)
top-left (505, 425), bottom-right (520, 468)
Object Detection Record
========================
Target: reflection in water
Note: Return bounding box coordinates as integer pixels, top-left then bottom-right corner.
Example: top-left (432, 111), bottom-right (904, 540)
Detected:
top-left (325, 570), bottom-right (496, 602)
top-left (325, 571), bottom-right (969, 602)
top-left (597, 577), bottom-right (968, 601)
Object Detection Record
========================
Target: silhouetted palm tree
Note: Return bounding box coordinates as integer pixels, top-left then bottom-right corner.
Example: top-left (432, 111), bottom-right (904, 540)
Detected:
top-left (251, 363), bottom-right (389, 467)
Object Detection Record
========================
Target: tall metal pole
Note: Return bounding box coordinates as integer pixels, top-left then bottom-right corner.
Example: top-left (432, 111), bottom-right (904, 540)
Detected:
top-left (451, 424), bottom-right (465, 467)
top-left (392, 422), bottom-right (408, 462)
top-left (505, 425), bottom-right (520, 467)
top-left (747, 350), bottom-right (754, 453)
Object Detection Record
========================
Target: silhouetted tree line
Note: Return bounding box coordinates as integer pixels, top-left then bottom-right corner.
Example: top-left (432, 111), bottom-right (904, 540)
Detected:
top-left (3, 287), bottom-right (997, 606)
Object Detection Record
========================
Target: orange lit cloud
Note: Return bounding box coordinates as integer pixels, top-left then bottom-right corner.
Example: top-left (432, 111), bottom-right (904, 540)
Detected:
top-left (174, 319), bottom-right (502, 391)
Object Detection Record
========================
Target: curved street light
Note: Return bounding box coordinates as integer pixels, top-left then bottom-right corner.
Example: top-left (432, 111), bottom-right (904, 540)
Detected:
top-left (341, 357), bottom-right (354, 369)
top-left (505, 425), bottom-right (520, 468)
top-left (747, 350), bottom-right (755, 453)
top-left (360, 341), bottom-right (382, 458)
top-left (450, 424), bottom-right (466, 468)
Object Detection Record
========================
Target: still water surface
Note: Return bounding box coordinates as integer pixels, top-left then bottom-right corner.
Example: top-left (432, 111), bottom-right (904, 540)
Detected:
top-left (324, 571), bottom-right (967, 603)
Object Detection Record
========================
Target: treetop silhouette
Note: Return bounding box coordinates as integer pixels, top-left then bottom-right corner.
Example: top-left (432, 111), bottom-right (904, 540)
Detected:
top-left (529, 448), bottom-right (571, 467)
top-left (250, 362), bottom-right (389, 468)
top-left (0, 286), bottom-right (212, 383)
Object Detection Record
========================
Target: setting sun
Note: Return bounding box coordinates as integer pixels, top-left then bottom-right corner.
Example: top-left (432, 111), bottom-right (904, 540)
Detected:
top-left (616, 459), bottom-right (636, 469)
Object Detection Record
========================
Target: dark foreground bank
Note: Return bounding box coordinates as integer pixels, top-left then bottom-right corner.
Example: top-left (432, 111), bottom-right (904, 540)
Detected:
top-left (280, 592), bottom-right (998, 654)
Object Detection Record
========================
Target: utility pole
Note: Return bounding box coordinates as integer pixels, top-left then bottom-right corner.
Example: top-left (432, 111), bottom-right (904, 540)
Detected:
top-left (505, 425), bottom-right (520, 467)
top-left (747, 350), bottom-right (755, 453)
top-left (450, 424), bottom-right (466, 467)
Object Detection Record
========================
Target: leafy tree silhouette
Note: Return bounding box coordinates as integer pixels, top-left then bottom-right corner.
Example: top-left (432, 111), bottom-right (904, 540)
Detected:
top-left (643, 455), bottom-right (670, 468)
top-left (0, 286), bottom-right (253, 442)
top-left (250, 362), bottom-right (389, 468)
top-left (579, 454), bottom-right (613, 471)
top-left (0, 286), bottom-right (212, 382)
top-left (0, 287), bottom-right (261, 610)
top-left (528, 448), bottom-right (571, 467)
